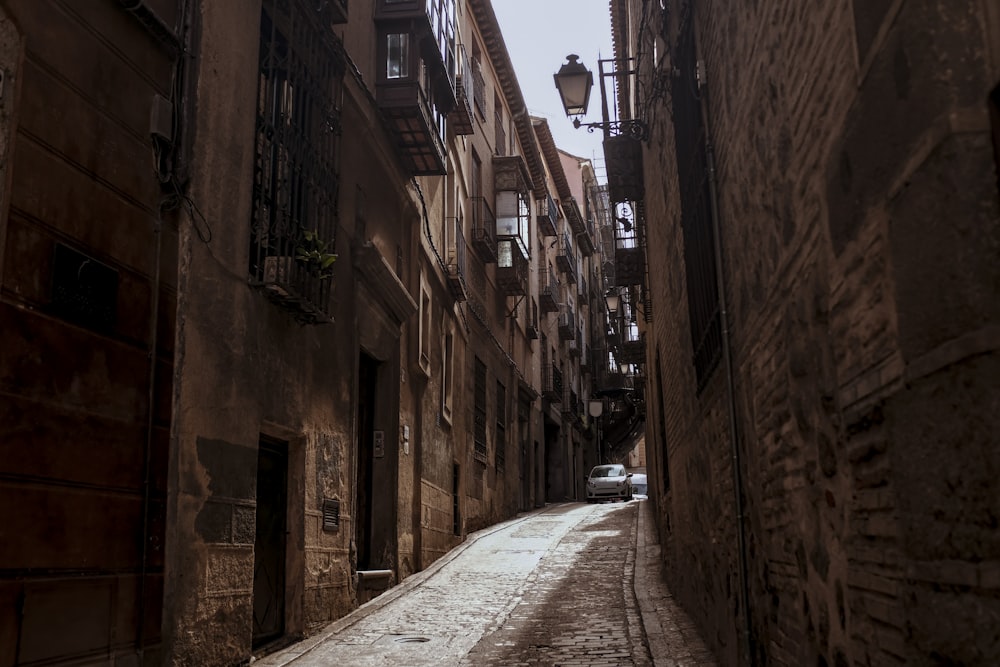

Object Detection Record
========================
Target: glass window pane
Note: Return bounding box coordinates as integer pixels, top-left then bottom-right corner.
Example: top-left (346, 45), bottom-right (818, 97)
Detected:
top-left (387, 33), bottom-right (408, 79)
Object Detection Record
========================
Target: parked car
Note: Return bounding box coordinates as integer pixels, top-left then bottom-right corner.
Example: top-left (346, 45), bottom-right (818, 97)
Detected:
top-left (586, 464), bottom-right (633, 502)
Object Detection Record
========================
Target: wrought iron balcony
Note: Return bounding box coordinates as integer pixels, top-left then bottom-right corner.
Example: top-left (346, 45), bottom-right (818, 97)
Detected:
top-left (451, 44), bottom-right (474, 135)
top-left (536, 193), bottom-right (558, 237)
top-left (556, 232), bottom-right (577, 284)
top-left (496, 237), bottom-right (528, 296)
top-left (526, 300), bottom-right (540, 339)
top-left (539, 268), bottom-right (559, 314)
top-left (377, 78), bottom-right (448, 175)
top-left (446, 222), bottom-right (468, 302)
top-left (577, 221), bottom-right (596, 257)
top-left (473, 62), bottom-right (486, 118)
top-left (617, 335), bottom-right (646, 365)
top-left (542, 362), bottom-right (563, 401)
top-left (568, 328), bottom-right (582, 358)
top-left (558, 305), bottom-right (575, 341)
top-left (614, 245), bottom-right (645, 286)
top-left (563, 196), bottom-right (586, 235)
top-left (603, 134), bottom-right (645, 204)
top-left (468, 196), bottom-right (497, 263)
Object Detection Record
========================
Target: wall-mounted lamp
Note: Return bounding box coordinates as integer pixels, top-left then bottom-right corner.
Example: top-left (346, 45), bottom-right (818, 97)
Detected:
top-left (604, 289), bottom-right (620, 314)
top-left (553, 55), bottom-right (648, 140)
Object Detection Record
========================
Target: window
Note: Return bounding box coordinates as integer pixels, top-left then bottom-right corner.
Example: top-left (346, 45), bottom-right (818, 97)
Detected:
top-left (471, 40), bottom-right (486, 119)
top-left (250, 2), bottom-right (343, 323)
top-left (419, 277), bottom-right (432, 376)
top-left (386, 33), bottom-right (409, 79)
top-left (495, 190), bottom-right (530, 257)
top-left (442, 327), bottom-right (454, 422)
top-left (473, 357), bottom-right (487, 464)
top-left (495, 381), bottom-right (506, 473)
top-left (494, 89), bottom-right (505, 156)
top-left (672, 18), bottom-right (722, 390)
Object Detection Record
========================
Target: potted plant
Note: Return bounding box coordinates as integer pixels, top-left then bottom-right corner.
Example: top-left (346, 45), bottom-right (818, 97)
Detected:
top-left (295, 229), bottom-right (337, 279)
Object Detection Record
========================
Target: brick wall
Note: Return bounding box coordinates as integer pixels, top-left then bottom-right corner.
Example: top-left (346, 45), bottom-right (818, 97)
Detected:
top-left (640, 0), bottom-right (1000, 664)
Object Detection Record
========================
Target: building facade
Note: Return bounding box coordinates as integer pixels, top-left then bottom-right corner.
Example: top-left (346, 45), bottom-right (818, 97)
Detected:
top-left (611, 0), bottom-right (1000, 665)
top-left (0, 1), bottom-right (612, 664)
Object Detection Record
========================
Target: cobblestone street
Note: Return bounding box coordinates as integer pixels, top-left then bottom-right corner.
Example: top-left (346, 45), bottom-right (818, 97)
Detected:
top-left (257, 500), bottom-right (715, 667)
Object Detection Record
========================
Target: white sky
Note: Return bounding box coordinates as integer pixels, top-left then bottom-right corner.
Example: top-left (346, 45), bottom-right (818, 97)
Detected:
top-left (491, 0), bottom-right (614, 178)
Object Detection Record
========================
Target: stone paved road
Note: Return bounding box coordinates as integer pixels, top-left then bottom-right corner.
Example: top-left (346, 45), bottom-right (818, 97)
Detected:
top-left (256, 500), bottom-right (715, 667)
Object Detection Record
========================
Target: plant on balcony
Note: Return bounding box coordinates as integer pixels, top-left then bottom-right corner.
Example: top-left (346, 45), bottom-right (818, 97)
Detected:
top-left (295, 229), bottom-right (338, 279)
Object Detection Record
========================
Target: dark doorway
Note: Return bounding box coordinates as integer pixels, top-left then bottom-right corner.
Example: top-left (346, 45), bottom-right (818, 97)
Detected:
top-left (252, 437), bottom-right (288, 647)
top-left (544, 422), bottom-right (561, 502)
top-left (356, 353), bottom-right (378, 570)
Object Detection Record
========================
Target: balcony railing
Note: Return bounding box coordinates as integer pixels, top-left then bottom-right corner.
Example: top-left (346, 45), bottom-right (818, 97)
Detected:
top-left (539, 268), bottom-right (559, 313)
top-left (473, 63), bottom-right (486, 118)
top-left (557, 232), bottom-right (577, 284)
top-left (542, 362), bottom-right (563, 401)
top-left (536, 193), bottom-right (558, 237)
top-left (446, 222), bottom-right (468, 302)
top-left (451, 43), bottom-right (474, 135)
top-left (526, 299), bottom-right (540, 339)
top-left (569, 328), bottom-right (582, 358)
top-left (496, 237), bottom-right (528, 296)
top-left (558, 305), bottom-right (575, 340)
top-left (563, 196), bottom-right (586, 235)
top-left (469, 196), bottom-right (497, 263)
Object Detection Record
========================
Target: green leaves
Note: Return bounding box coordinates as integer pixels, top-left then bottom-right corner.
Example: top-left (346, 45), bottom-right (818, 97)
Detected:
top-left (295, 229), bottom-right (337, 279)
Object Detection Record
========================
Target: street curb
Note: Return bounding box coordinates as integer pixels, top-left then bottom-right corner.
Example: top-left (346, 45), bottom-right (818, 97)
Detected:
top-left (255, 503), bottom-right (561, 665)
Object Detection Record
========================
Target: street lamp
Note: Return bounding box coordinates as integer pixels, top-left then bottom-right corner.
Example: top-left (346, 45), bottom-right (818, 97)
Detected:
top-left (553, 55), bottom-right (648, 140)
top-left (553, 54), bottom-right (593, 118)
top-left (604, 289), bottom-right (620, 314)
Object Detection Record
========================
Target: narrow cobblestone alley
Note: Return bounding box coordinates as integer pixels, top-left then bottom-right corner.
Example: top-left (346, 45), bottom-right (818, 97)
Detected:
top-left (256, 501), bottom-right (715, 666)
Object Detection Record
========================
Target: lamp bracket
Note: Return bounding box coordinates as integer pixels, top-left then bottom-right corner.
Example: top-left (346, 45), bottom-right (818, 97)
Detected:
top-left (572, 117), bottom-right (648, 141)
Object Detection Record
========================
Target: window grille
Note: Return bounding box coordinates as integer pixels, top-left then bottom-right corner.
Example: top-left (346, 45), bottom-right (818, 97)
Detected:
top-left (495, 381), bottom-right (506, 473)
top-left (672, 19), bottom-right (722, 390)
top-left (249, 1), bottom-right (343, 323)
top-left (473, 357), bottom-right (488, 464)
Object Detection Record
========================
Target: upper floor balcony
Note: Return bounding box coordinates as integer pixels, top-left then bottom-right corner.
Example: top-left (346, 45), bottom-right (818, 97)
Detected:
top-left (468, 196), bottom-right (497, 263)
top-left (536, 192), bottom-right (559, 237)
top-left (542, 362), bottom-right (563, 402)
top-left (526, 299), bottom-right (540, 339)
top-left (446, 221), bottom-right (468, 302)
top-left (539, 267), bottom-right (560, 314)
top-left (563, 196), bottom-right (586, 236)
top-left (556, 232), bottom-right (577, 284)
top-left (558, 305), bottom-right (575, 341)
top-left (374, 0), bottom-right (457, 175)
top-left (496, 237), bottom-right (528, 296)
top-left (451, 43), bottom-right (474, 135)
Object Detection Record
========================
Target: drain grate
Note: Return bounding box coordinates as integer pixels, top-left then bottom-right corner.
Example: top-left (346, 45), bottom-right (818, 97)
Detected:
top-left (375, 633), bottom-right (433, 646)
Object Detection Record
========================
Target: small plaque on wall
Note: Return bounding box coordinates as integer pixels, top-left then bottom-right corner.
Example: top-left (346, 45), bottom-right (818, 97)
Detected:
top-left (374, 430), bottom-right (385, 458)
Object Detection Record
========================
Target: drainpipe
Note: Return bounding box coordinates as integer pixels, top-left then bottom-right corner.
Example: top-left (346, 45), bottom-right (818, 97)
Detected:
top-left (702, 90), bottom-right (755, 667)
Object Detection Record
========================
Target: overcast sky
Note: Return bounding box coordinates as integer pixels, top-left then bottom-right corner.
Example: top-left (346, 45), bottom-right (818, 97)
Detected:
top-left (492, 0), bottom-right (614, 178)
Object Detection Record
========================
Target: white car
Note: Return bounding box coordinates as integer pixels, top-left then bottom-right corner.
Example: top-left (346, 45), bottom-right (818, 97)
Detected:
top-left (586, 464), bottom-right (633, 502)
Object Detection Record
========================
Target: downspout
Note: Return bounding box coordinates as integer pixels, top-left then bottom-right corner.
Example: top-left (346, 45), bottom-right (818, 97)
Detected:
top-left (703, 97), bottom-right (754, 667)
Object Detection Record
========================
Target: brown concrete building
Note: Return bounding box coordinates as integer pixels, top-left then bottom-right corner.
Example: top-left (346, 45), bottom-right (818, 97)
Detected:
top-left (0, 1), bottom-right (613, 664)
top-left (607, 0), bottom-right (1000, 664)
